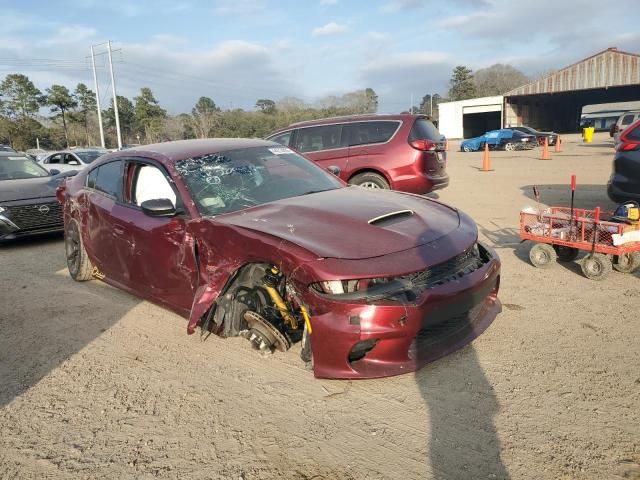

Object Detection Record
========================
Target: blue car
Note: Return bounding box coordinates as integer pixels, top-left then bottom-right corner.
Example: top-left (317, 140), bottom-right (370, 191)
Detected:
top-left (460, 129), bottom-right (536, 152)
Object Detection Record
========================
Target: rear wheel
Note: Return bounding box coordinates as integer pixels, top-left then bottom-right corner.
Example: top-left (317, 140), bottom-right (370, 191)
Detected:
top-left (462, 145), bottom-right (472, 152)
top-left (613, 252), bottom-right (640, 273)
top-left (529, 243), bottom-right (557, 268)
top-left (581, 254), bottom-right (612, 280)
top-left (65, 218), bottom-right (93, 281)
top-left (504, 142), bottom-right (516, 151)
top-left (348, 172), bottom-right (390, 190)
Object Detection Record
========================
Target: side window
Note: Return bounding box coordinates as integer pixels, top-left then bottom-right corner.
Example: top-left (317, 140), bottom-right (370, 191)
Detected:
top-left (270, 132), bottom-right (292, 147)
top-left (132, 164), bottom-right (177, 207)
top-left (87, 168), bottom-right (98, 189)
top-left (94, 161), bottom-right (122, 198)
top-left (621, 114), bottom-right (634, 126)
top-left (347, 121), bottom-right (399, 146)
top-left (47, 154), bottom-right (62, 164)
top-left (294, 125), bottom-right (343, 153)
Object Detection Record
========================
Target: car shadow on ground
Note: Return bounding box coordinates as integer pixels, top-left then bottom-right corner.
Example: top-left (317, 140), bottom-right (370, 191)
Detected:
top-left (0, 235), bottom-right (139, 408)
top-left (520, 184), bottom-right (616, 211)
top-left (416, 347), bottom-right (510, 479)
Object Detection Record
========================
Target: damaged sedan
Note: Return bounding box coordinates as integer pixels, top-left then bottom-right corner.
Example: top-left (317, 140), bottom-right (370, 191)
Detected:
top-left (57, 139), bottom-right (501, 379)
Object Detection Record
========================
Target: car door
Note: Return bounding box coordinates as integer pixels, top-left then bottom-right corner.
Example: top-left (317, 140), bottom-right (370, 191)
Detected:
top-left (83, 160), bottom-right (126, 283)
top-left (293, 124), bottom-right (349, 177)
top-left (113, 159), bottom-right (198, 315)
top-left (63, 153), bottom-right (82, 171)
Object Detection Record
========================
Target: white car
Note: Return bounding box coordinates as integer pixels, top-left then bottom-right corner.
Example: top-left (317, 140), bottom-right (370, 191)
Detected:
top-left (39, 149), bottom-right (108, 173)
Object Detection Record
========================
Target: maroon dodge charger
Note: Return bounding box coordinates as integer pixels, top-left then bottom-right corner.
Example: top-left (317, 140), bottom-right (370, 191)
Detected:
top-left (57, 139), bottom-right (501, 379)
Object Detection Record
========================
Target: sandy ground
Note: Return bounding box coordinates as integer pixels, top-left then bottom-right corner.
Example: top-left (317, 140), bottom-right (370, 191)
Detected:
top-left (1, 132), bottom-right (638, 480)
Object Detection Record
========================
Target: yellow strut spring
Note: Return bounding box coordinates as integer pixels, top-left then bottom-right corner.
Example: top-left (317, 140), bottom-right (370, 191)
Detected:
top-left (264, 266), bottom-right (298, 330)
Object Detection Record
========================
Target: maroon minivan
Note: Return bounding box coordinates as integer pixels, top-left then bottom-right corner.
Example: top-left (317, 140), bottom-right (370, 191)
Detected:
top-left (265, 114), bottom-right (449, 194)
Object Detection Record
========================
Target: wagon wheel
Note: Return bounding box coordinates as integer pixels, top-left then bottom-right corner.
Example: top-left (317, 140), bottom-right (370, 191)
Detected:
top-left (504, 142), bottom-right (516, 151)
top-left (581, 253), bottom-right (612, 281)
top-left (612, 252), bottom-right (640, 273)
top-left (529, 243), bottom-right (557, 268)
top-left (554, 245), bottom-right (579, 262)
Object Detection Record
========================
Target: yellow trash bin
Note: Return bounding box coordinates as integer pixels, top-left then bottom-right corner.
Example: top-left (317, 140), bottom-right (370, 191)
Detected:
top-left (583, 126), bottom-right (594, 143)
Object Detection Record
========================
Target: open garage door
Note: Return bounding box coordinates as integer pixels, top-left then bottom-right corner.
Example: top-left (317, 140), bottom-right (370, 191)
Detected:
top-left (462, 111), bottom-right (501, 138)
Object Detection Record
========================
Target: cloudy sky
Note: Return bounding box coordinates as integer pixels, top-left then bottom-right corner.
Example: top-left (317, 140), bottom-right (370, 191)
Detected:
top-left (1, 0), bottom-right (639, 114)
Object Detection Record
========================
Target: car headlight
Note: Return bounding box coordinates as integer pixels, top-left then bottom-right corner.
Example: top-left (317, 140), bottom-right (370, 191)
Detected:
top-left (312, 278), bottom-right (392, 295)
top-left (0, 206), bottom-right (5, 214)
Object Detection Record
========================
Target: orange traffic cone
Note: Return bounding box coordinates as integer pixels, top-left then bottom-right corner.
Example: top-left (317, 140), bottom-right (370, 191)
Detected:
top-left (541, 136), bottom-right (551, 160)
top-left (554, 135), bottom-right (562, 153)
top-left (445, 139), bottom-right (450, 151)
top-left (481, 142), bottom-right (492, 171)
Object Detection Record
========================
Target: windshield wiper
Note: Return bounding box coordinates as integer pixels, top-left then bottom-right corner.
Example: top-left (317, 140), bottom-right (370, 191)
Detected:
top-left (297, 188), bottom-right (335, 196)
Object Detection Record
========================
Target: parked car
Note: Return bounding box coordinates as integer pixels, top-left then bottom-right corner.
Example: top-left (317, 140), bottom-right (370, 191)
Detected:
top-left (461, 129), bottom-right (536, 152)
top-left (611, 111), bottom-right (640, 143)
top-left (265, 114), bottom-right (449, 194)
top-left (608, 119), bottom-right (640, 202)
top-left (39, 148), bottom-right (108, 173)
top-left (57, 138), bottom-right (501, 379)
top-left (0, 144), bottom-right (17, 153)
top-left (0, 153), bottom-right (74, 241)
top-left (511, 126), bottom-right (558, 146)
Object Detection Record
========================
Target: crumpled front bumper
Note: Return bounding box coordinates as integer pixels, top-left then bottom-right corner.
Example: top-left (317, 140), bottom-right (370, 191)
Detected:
top-left (307, 244), bottom-right (501, 379)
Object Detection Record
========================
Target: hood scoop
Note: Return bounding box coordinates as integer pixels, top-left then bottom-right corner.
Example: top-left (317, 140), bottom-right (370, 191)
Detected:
top-left (368, 209), bottom-right (414, 226)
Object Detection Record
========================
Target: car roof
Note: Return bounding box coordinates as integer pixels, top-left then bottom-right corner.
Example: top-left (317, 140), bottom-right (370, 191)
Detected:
top-left (0, 152), bottom-right (29, 160)
top-left (268, 113), bottom-right (427, 135)
top-left (99, 138), bottom-right (280, 164)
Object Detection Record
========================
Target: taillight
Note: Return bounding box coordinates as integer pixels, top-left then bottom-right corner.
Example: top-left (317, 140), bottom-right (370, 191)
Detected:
top-left (409, 139), bottom-right (436, 151)
top-left (616, 142), bottom-right (640, 152)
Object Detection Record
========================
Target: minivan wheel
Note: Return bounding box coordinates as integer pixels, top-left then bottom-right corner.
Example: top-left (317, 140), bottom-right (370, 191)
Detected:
top-left (349, 172), bottom-right (390, 190)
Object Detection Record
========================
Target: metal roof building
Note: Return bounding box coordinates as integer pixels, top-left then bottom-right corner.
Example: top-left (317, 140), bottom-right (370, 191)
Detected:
top-left (438, 48), bottom-right (640, 138)
top-left (504, 48), bottom-right (640, 132)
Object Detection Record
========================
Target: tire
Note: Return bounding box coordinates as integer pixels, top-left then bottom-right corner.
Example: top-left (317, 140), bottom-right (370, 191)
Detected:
top-left (529, 243), bottom-right (557, 268)
top-left (462, 145), bottom-right (472, 152)
top-left (65, 218), bottom-right (93, 281)
top-left (348, 172), bottom-right (390, 190)
top-left (581, 253), bottom-right (612, 281)
top-left (554, 245), bottom-right (579, 262)
top-left (504, 142), bottom-right (516, 151)
top-left (612, 252), bottom-right (640, 273)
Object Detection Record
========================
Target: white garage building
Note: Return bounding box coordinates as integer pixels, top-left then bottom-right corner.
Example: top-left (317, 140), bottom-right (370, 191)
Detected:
top-left (438, 95), bottom-right (503, 139)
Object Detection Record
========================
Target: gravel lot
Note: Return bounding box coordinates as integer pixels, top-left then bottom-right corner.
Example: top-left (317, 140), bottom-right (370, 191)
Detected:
top-left (1, 132), bottom-right (638, 480)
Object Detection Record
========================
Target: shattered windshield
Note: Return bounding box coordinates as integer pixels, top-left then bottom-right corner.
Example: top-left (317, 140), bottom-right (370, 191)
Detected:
top-left (175, 146), bottom-right (342, 216)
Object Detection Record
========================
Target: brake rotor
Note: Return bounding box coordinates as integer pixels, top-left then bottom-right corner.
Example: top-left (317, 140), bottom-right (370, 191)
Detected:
top-left (243, 310), bottom-right (290, 352)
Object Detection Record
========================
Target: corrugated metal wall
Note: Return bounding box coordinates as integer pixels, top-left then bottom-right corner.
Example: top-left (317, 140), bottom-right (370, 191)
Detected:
top-left (506, 49), bottom-right (640, 96)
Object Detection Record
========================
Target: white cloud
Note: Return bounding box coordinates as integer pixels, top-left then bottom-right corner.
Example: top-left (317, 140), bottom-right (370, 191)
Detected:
top-left (42, 26), bottom-right (97, 46)
top-left (380, 0), bottom-right (422, 13)
top-left (320, 0), bottom-right (338, 4)
top-left (312, 22), bottom-right (349, 37)
top-left (364, 31), bottom-right (389, 42)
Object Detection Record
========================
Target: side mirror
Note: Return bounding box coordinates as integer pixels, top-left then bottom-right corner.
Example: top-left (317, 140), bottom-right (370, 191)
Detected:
top-left (49, 169), bottom-right (61, 176)
top-left (140, 198), bottom-right (177, 217)
top-left (326, 165), bottom-right (341, 177)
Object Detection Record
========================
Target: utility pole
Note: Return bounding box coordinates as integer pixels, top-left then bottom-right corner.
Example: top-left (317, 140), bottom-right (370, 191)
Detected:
top-left (430, 95), bottom-right (433, 117)
top-left (410, 93), bottom-right (413, 114)
top-left (107, 40), bottom-right (122, 149)
top-left (90, 45), bottom-right (106, 149)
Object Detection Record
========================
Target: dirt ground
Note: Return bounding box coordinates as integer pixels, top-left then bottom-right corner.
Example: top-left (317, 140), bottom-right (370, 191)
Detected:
top-left (1, 132), bottom-right (638, 480)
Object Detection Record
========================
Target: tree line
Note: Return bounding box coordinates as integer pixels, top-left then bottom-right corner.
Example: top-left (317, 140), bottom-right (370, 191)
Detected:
top-left (0, 64), bottom-right (527, 151)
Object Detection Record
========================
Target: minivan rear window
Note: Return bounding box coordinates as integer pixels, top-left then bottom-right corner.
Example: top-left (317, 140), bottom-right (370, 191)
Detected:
top-left (409, 118), bottom-right (442, 141)
top-left (346, 121), bottom-right (400, 146)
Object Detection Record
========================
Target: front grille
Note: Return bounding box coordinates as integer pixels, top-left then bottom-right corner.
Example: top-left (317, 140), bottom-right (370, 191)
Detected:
top-left (5, 201), bottom-right (63, 230)
top-left (408, 303), bottom-right (484, 359)
top-left (403, 244), bottom-right (488, 290)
